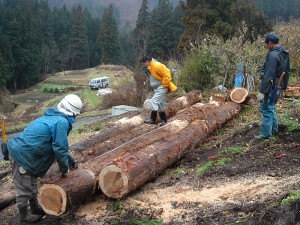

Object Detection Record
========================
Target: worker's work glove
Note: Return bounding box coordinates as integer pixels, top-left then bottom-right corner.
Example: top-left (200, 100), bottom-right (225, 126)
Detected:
top-left (257, 92), bottom-right (265, 103)
top-left (62, 170), bottom-right (69, 178)
top-left (68, 155), bottom-right (78, 170)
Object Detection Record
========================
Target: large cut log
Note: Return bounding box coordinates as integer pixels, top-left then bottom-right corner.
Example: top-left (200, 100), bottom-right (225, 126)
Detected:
top-left (69, 90), bottom-right (202, 152)
top-left (0, 191), bottom-right (15, 211)
top-left (284, 86), bottom-right (300, 98)
top-left (39, 101), bottom-right (209, 184)
top-left (228, 87), bottom-right (249, 103)
top-left (38, 169), bottom-right (96, 216)
top-left (38, 101), bottom-right (240, 214)
top-left (43, 91), bottom-right (202, 181)
top-left (42, 90), bottom-right (202, 181)
top-left (98, 102), bottom-right (241, 198)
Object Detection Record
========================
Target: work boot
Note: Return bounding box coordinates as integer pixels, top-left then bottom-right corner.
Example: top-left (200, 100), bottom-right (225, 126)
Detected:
top-left (19, 205), bottom-right (42, 223)
top-left (159, 111), bottom-right (167, 126)
top-left (29, 197), bottom-right (46, 216)
top-left (144, 111), bottom-right (157, 124)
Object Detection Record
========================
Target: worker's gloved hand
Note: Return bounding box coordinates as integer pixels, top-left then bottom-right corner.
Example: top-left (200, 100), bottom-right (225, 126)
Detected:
top-left (257, 92), bottom-right (265, 103)
top-left (62, 170), bottom-right (69, 178)
top-left (68, 155), bottom-right (78, 170)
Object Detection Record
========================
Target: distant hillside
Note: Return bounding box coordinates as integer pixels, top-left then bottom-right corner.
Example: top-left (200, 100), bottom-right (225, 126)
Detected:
top-left (48, 0), bottom-right (180, 29)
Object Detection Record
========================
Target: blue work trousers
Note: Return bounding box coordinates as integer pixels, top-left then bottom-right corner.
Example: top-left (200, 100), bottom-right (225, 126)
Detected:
top-left (259, 93), bottom-right (278, 138)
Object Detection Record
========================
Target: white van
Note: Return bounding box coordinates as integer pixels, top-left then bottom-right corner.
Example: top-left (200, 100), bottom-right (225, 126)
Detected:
top-left (89, 77), bottom-right (109, 90)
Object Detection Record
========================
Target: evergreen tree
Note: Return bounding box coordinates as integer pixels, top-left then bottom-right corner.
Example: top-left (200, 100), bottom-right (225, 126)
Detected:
top-left (85, 9), bottom-right (101, 67)
top-left (253, 0), bottom-right (300, 22)
top-left (97, 4), bottom-right (121, 64)
top-left (52, 5), bottom-right (72, 72)
top-left (170, 3), bottom-right (185, 57)
top-left (0, 30), bottom-right (13, 88)
top-left (134, 0), bottom-right (150, 57)
top-left (69, 5), bottom-right (89, 69)
top-left (147, 0), bottom-right (175, 59)
top-left (178, 0), bottom-right (272, 50)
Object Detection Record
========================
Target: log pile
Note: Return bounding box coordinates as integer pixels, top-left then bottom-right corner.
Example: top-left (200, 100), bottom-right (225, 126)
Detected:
top-left (69, 90), bottom-right (202, 153)
top-left (38, 98), bottom-right (241, 215)
top-left (284, 86), bottom-right (300, 98)
top-left (42, 91), bottom-right (202, 181)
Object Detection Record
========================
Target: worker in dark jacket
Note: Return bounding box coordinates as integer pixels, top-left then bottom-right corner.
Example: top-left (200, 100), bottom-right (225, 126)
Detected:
top-left (7, 94), bottom-right (82, 223)
top-left (256, 33), bottom-right (290, 139)
top-left (140, 56), bottom-right (177, 126)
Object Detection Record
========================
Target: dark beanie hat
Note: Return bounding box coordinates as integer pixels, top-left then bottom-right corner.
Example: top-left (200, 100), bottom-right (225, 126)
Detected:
top-left (265, 33), bottom-right (279, 44)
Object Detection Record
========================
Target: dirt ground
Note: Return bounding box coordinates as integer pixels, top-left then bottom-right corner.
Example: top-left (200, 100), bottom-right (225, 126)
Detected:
top-left (0, 98), bottom-right (300, 225)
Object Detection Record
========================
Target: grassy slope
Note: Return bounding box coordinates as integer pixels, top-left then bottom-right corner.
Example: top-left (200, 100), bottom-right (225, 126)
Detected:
top-left (2, 65), bottom-right (133, 134)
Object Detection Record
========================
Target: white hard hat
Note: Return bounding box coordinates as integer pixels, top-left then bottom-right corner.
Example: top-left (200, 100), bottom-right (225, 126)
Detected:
top-left (57, 94), bottom-right (83, 116)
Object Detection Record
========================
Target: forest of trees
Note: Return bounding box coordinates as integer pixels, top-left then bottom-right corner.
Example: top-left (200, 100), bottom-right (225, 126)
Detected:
top-left (0, 0), bottom-right (298, 91)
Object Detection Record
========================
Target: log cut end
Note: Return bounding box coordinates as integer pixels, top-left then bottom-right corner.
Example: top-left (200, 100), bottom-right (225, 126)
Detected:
top-left (38, 184), bottom-right (67, 216)
top-left (99, 165), bottom-right (128, 199)
top-left (229, 88), bottom-right (249, 103)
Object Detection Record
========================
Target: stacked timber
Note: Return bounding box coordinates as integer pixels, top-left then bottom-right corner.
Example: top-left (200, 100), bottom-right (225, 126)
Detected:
top-left (284, 86), bottom-right (300, 98)
top-left (70, 90), bottom-right (202, 153)
top-left (42, 90), bottom-right (202, 181)
top-left (38, 99), bottom-right (241, 215)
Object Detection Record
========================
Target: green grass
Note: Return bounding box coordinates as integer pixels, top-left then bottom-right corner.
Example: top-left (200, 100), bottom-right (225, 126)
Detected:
top-left (35, 83), bottom-right (77, 93)
top-left (282, 120), bottom-right (299, 133)
top-left (128, 219), bottom-right (163, 225)
top-left (171, 168), bottom-right (186, 177)
top-left (281, 192), bottom-right (300, 206)
top-left (218, 146), bottom-right (246, 157)
top-left (80, 89), bottom-right (102, 110)
top-left (196, 146), bottom-right (247, 174)
top-left (70, 121), bottom-right (103, 136)
top-left (196, 161), bottom-right (214, 173)
top-left (5, 124), bottom-right (27, 134)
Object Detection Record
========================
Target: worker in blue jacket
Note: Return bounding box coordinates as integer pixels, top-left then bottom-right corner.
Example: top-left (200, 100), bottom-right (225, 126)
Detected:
top-left (256, 33), bottom-right (290, 139)
top-left (7, 94), bottom-right (83, 223)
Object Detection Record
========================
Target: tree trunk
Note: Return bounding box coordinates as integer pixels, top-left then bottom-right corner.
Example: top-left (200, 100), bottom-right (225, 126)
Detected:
top-left (98, 102), bottom-right (241, 198)
top-left (70, 90), bottom-right (202, 153)
top-left (38, 100), bottom-right (240, 214)
top-left (38, 169), bottom-right (96, 216)
top-left (228, 87), bottom-right (249, 103)
top-left (0, 191), bottom-right (15, 211)
top-left (42, 90), bottom-right (202, 180)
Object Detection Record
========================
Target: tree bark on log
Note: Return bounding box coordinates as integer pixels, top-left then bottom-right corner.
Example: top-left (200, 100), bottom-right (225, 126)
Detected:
top-left (0, 191), bottom-right (15, 211)
top-left (98, 102), bottom-right (241, 198)
top-left (38, 169), bottom-right (96, 216)
top-left (38, 101), bottom-right (240, 215)
top-left (41, 102), bottom-right (208, 183)
top-left (70, 90), bottom-right (202, 152)
top-left (42, 90), bottom-right (202, 181)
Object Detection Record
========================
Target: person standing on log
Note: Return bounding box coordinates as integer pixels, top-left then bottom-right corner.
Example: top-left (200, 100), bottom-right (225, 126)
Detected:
top-left (256, 33), bottom-right (290, 139)
top-left (7, 94), bottom-right (82, 223)
top-left (140, 56), bottom-right (177, 126)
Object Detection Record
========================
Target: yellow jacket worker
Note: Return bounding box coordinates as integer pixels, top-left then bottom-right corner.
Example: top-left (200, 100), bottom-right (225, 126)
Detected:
top-left (140, 56), bottom-right (177, 126)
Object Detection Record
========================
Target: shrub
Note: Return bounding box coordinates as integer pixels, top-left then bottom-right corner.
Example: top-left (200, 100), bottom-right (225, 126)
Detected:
top-left (179, 51), bottom-right (219, 92)
top-left (102, 80), bottom-right (142, 108)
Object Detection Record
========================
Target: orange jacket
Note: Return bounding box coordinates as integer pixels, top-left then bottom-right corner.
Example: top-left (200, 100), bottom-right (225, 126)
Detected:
top-left (147, 59), bottom-right (177, 92)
